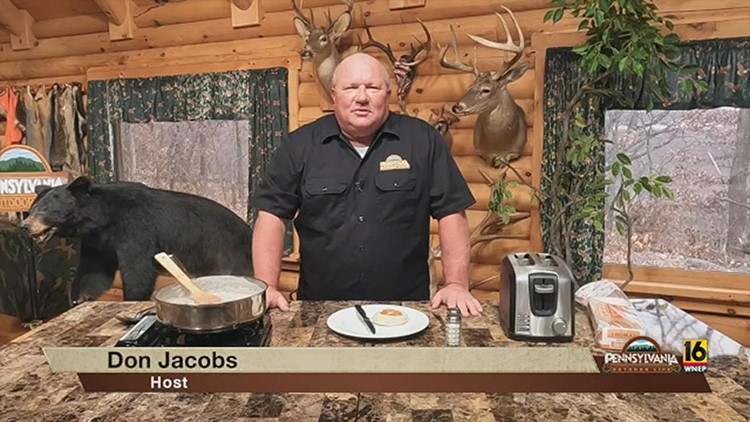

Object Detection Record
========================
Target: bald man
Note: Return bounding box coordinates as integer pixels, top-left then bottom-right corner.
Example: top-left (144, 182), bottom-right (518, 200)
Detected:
top-left (253, 53), bottom-right (482, 316)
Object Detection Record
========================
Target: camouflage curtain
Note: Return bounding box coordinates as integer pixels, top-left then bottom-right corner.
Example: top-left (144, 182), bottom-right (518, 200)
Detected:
top-left (0, 221), bottom-right (79, 322)
top-left (542, 48), bottom-right (606, 284)
top-left (86, 68), bottom-right (291, 251)
top-left (618, 37), bottom-right (750, 110)
top-left (543, 37), bottom-right (750, 284)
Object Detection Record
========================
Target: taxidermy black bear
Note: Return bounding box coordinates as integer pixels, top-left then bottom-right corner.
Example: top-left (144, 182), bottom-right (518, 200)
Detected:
top-left (22, 176), bottom-right (254, 304)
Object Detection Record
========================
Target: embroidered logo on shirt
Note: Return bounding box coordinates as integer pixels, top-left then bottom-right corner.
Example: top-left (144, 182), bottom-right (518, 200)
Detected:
top-left (379, 154), bottom-right (410, 171)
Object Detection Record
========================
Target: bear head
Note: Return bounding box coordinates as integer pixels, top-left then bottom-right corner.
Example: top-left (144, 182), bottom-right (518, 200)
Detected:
top-left (22, 176), bottom-right (94, 242)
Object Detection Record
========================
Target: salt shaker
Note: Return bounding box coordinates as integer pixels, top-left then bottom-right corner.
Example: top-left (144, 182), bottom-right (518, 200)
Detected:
top-left (445, 308), bottom-right (462, 347)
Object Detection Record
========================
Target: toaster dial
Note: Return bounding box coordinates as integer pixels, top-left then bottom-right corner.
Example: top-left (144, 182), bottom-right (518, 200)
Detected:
top-left (552, 318), bottom-right (568, 336)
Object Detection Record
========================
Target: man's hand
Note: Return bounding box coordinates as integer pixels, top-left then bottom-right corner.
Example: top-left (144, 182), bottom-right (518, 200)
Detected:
top-left (253, 211), bottom-right (289, 311)
top-left (431, 283), bottom-right (483, 317)
top-left (266, 286), bottom-right (289, 311)
top-left (433, 212), bottom-right (480, 317)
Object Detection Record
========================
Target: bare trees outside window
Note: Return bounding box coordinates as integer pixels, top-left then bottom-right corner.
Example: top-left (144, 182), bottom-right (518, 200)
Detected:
top-left (604, 108), bottom-right (750, 274)
top-left (119, 120), bottom-right (250, 221)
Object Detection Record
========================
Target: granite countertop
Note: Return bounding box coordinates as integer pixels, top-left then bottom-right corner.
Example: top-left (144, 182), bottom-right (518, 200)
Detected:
top-left (0, 300), bottom-right (749, 421)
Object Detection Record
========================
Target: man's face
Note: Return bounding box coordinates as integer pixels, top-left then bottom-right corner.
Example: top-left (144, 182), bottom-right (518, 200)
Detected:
top-left (331, 60), bottom-right (390, 139)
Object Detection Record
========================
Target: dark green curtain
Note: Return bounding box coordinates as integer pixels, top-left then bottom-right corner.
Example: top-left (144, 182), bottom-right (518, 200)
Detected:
top-left (86, 68), bottom-right (291, 250)
top-left (543, 37), bottom-right (750, 283)
top-left (542, 48), bottom-right (606, 284)
top-left (623, 37), bottom-right (750, 110)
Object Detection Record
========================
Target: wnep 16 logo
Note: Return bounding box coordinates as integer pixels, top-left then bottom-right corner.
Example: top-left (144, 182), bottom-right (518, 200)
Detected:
top-left (683, 339), bottom-right (709, 373)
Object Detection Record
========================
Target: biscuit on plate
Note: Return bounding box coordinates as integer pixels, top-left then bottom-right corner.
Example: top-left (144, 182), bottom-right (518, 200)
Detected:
top-left (372, 308), bottom-right (409, 326)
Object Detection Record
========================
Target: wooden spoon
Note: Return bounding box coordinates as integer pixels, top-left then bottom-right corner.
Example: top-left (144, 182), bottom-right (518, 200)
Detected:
top-left (153, 252), bottom-right (221, 305)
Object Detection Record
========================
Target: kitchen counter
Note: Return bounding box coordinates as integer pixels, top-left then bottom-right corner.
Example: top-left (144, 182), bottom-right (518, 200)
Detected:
top-left (1, 300), bottom-right (749, 421)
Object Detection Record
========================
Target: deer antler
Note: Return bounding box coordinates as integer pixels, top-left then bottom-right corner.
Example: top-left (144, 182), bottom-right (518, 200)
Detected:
top-left (400, 18), bottom-right (432, 67)
top-left (429, 105), bottom-right (459, 127)
top-left (359, 19), bottom-right (398, 65)
top-left (465, 5), bottom-right (525, 80)
top-left (291, 0), bottom-right (314, 28)
top-left (429, 106), bottom-right (445, 125)
top-left (470, 211), bottom-right (531, 246)
top-left (327, 0), bottom-right (353, 31)
top-left (465, 168), bottom-right (529, 291)
top-left (439, 24), bottom-right (478, 75)
top-left (470, 169), bottom-right (531, 247)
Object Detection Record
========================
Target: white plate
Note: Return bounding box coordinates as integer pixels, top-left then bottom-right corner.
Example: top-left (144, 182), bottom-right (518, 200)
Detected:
top-left (326, 304), bottom-right (430, 340)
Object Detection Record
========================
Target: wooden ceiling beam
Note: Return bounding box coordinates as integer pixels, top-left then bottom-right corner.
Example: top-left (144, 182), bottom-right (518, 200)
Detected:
top-left (93, 0), bottom-right (137, 40)
top-left (0, 0), bottom-right (36, 50)
top-left (93, 0), bottom-right (128, 26)
top-left (230, 0), bottom-right (264, 28)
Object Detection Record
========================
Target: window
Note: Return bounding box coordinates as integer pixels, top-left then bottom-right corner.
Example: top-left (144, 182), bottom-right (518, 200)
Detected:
top-left (118, 120), bottom-right (250, 221)
top-left (604, 108), bottom-right (750, 274)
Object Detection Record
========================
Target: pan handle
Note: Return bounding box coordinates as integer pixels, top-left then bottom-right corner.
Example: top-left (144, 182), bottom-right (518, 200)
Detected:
top-left (115, 305), bottom-right (156, 324)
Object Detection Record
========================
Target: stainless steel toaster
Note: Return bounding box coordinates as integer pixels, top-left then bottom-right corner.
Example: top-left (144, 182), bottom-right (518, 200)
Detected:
top-left (499, 253), bottom-right (576, 342)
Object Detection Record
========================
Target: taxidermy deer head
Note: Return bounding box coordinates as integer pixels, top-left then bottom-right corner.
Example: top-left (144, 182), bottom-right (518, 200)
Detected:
top-left (439, 5), bottom-right (530, 167)
top-left (359, 18), bottom-right (432, 113)
top-left (292, 0), bottom-right (354, 97)
top-left (428, 105), bottom-right (460, 152)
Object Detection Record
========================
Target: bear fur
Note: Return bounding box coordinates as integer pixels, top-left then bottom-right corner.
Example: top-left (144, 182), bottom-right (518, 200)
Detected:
top-left (23, 176), bottom-right (254, 304)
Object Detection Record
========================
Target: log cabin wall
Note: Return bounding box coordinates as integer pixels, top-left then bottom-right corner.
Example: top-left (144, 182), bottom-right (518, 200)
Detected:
top-left (0, 0), bottom-right (556, 302)
top-left (1, 0), bottom-right (749, 344)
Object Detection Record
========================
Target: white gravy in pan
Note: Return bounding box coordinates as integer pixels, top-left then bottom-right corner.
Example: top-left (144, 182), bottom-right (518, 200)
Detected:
top-left (157, 276), bottom-right (265, 305)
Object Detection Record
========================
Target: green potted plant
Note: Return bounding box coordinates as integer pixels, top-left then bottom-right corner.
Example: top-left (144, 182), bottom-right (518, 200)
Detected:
top-left (488, 0), bottom-right (707, 287)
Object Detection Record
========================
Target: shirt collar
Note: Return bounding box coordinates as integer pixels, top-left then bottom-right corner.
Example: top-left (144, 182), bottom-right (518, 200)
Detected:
top-left (321, 112), bottom-right (400, 144)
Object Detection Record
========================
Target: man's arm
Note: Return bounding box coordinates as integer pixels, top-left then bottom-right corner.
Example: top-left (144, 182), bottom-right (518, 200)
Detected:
top-left (251, 133), bottom-right (303, 311)
top-left (432, 212), bottom-right (483, 316)
top-left (438, 211), bottom-right (471, 289)
top-left (423, 120), bottom-right (481, 316)
top-left (252, 211), bottom-right (289, 310)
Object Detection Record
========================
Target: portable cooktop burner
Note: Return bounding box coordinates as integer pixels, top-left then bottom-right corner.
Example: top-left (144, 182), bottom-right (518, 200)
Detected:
top-left (116, 314), bottom-right (272, 347)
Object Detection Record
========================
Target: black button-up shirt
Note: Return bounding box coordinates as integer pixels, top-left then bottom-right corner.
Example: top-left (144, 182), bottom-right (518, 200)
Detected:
top-left (254, 113), bottom-right (475, 300)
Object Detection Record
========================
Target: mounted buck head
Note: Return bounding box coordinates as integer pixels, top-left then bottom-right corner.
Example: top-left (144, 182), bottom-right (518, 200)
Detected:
top-left (359, 18), bottom-right (432, 113)
top-left (428, 106), bottom-right (460, 152)
top-left (439, 5), bottom-right (530, 167)
top-left (292, 0), bottom-right (354, 96)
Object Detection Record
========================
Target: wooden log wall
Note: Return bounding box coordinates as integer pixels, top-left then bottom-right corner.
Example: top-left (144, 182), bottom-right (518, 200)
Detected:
top-left (1, 0), bottom-right (750, 344)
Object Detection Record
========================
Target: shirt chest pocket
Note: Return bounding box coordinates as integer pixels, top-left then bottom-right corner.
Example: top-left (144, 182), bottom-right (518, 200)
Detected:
top-left (375, 171), bottom-right (418, 225)
top-left (300, 179), bottom-right (348, 228)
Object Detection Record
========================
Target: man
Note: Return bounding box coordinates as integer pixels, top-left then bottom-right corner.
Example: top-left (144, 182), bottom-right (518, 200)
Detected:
top-left (253, 53), bottom-right (483, 316)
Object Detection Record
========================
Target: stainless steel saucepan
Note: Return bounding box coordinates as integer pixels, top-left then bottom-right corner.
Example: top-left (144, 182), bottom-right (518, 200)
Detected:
top-left (152, 254), bottom-right (268, 332)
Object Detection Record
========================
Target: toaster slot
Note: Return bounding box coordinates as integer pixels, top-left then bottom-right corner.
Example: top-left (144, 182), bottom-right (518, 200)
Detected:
top-left (539, 254), bottom-right (557, 267)
top-left (514, 253), bottom-right (535, 266)
top-left (529, 274), bottom-right (558, 316)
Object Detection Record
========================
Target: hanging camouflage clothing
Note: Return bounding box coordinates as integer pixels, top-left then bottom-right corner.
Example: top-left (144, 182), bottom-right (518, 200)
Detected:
top-left (35, 87), bottom-right (55, 163)
top-left (20, 86), bottom-right (45, 154)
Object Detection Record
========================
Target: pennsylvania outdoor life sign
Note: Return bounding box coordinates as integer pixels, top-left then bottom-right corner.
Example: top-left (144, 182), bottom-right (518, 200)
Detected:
top-left (0, 145), bottom-right (71, 212)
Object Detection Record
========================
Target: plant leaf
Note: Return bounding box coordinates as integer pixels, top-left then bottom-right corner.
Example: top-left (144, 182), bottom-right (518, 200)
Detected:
top-left (633, 182), bottom-right (643, 195)
top-left (544, 9), bottom-right (555, 22)
top-left (553, 8), bottom-right (564, 23)
top-left (656, 175), bottom-right (672, 183)
top-left (615, 220), bottom-right (626, 236)
top-left (611, 162), bottom-right (621, 176)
